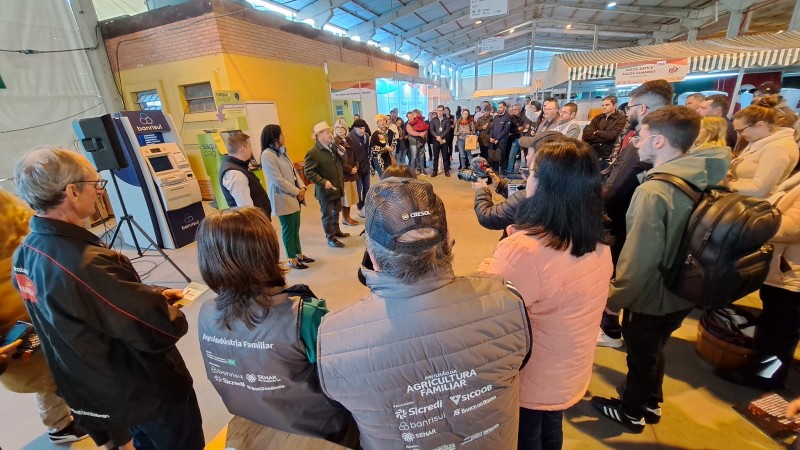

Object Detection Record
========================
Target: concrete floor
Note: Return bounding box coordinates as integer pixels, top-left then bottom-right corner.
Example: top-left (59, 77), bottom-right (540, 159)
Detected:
top-left (0, 164), bottom-right (792, 449)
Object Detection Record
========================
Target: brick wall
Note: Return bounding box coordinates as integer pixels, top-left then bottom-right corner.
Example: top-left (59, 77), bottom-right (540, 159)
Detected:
top-left (105, 11), bottom-right (418, 77)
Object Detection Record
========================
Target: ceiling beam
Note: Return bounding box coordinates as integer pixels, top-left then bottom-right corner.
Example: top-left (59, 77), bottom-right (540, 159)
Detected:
top-left (351, 0), bottom-right (443, 41)
top-left (398, 8), bottom-right (470, 40)
top-left (538, 1), bottom-right (691, 19)
top-left (295, 0), bottom-right (350, 26)
top-left (412, 5), bottom-right (540, 48)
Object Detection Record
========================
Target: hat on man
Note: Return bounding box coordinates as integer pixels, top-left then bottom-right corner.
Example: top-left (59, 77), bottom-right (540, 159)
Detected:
top-left (310, 121), bottom-right (332, 140)
top-left (365, 177), bottom-right (447, 254)
top-left (375, 114), bottom-right (389, 124)
top-left (352, 118), bottom-right (368, 129)
top-left (750, 81), bottom-right (780, 95)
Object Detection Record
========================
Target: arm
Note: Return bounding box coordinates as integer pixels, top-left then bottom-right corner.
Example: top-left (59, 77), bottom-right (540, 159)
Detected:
top-left (594, 114), bottom-right (627, 141)
top-left (262, 151), bottom-right (300, 197)
top-left (582, 116), bottom-right (599, 141)
top-left (474, 187), bottom-right (522, 230)
top-left (81, 252), bottom-right (189, 352)
top-left (728, 146), bottom-right (796, 198)
top-left (304, 150), bottom-right (328, 188)
top-left (607, 188), bottom-right (668, 311)
top-left (406, 122), bottom-right (424, 138)
top-left (221, 170), bottom-right (254, 207)
top-left (300, 298), bottom-right (328, 364)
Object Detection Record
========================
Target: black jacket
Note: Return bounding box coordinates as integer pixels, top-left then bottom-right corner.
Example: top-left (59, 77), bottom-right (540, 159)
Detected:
top-left (473, 180), bottom-right (526, 230)
top-left (348, 130), bottom-right (370, 176)
top-left (582, 111), bottom-right (627, 159)
top-left (304, 141), bottom-right (344, 202)
top-left (603, 134), bottom-right (652, 247)
top-left (490, 112), bottom-right (513, 142)
top-left (11, 216), bottom-right (193, 426)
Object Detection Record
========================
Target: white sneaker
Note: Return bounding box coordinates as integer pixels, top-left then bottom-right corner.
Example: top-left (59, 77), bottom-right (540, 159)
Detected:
top-left (357, 207), bottom-right (365, 218)
top-left (596, 328), bottom-right (623, 348)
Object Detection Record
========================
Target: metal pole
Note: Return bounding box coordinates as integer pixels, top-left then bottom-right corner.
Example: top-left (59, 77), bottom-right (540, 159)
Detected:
top-left (729, 68), bottom-right (745, 118)
top-left (791, 0), bottom-right (800, 31)
top-left (529, 21), bottom-right (536, 91)
top-left (593, 25), bottom-right (599, 51)
top-left (567, 79), bottom-right (573, 102)
top-left (474, 46), bottom-right (479, 95)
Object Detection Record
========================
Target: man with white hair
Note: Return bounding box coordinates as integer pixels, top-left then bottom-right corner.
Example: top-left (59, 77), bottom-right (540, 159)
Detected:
top-left (12, 147), bottom-right (203, 450)
top-left (305, 121), bottom-right (349, 247)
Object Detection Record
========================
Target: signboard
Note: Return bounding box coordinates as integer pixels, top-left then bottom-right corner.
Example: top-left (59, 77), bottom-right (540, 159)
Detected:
top-left (119, 110), bottom-right (171, 134)
top-left (471, 0), bottom-right (508, 19)
top-left (615, 59), bottom-right (689, 85)
top-left (481, 37), bottom-right (505, 53)
top-left (213, 90), bottom-right (245, 120)
top-left (0, 74), bottom-right (5, 89)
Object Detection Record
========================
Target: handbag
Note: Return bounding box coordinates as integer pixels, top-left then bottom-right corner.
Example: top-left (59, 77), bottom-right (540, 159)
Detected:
top-left (465, 135), bottom-right (478, 151)
top-left (488, 146), bottom-right (501, 163)
top-left (293, 161), bottom-right (312, 186)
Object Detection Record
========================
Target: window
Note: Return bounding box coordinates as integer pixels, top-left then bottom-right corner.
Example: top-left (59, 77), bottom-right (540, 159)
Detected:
top-left (135, 90), bottom-right (162, 110)
top-left (183, 82), bottom-right (215, 113)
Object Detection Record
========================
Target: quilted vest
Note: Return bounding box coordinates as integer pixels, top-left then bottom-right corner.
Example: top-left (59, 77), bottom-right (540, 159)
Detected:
top-left (317, 270), bottom-right (531, 450)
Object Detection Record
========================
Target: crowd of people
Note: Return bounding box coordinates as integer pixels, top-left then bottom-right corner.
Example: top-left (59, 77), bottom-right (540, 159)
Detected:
top-left (0, 78), bottom-right (799, 450)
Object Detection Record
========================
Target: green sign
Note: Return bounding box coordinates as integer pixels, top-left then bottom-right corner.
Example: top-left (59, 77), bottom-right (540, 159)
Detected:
top-left (0, 74), bottom-right (5, 89)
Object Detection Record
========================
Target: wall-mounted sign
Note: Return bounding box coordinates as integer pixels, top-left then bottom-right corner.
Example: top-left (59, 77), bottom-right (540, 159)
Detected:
top-left (615, 59), bottom-right (690, 85)
top-left (471, 0), bottom-right (508, 19)
top-left (481, 37), bottom-right (505, 53)
top-left (119, 110), bottom-right (171, 134)
top-left (213, 90), bottom-right (245, 121)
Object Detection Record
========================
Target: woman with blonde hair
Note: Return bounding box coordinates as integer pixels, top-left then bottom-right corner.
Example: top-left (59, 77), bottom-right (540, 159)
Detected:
top-left (693, 116), bottom-right (729, 150)
top-left (725, 102), bottom-right (799, 198)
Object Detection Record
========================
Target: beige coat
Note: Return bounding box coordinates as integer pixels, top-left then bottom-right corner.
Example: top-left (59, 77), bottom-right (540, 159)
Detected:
top-left (726, 127), bottom-right (799, 198)
top-left (766, 172), bottom-right (800, 292)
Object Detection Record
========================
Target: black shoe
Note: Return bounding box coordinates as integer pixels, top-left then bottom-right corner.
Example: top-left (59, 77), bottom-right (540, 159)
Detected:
top-left (298, 255), bottom-right (315, 263)
top-left (288, 261), bottom-right (309, 269)
top-left (334, 231), bottom-right (350, 238)
top-left (431, 172), bottom-right (438, 177)
top-left (591, 397), bottom-right (645, 433)
top-left (616, 384), bottom-right (661, 424)
top-left (327, 239), bottom-right (345, 248)
top-left (49, 421), bottom-right (90, 444)
top-left (444, 172), bottom-right (451, 177)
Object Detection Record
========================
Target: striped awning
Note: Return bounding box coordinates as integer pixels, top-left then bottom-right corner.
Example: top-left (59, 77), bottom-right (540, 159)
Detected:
top-left (544, 31), bottom-right (800, 88)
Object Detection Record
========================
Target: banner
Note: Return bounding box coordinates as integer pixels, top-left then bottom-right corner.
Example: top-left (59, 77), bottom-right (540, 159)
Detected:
top-left (615, 59), bottom-right (689, 85)
top-left (481, 37), bottom-right (504, 53)
top-left (471, 0), bottom-right (508, 19)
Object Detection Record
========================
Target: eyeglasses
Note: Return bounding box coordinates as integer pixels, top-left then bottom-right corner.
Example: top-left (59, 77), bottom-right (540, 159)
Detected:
top-left (631, 134), bottom-right (662, 147)
top-left (734, 123), bottom-right (753, 134)
top-left (628, 103), bottom-right (648, 110)
top-left (67, 179), bottom-right (108, 191)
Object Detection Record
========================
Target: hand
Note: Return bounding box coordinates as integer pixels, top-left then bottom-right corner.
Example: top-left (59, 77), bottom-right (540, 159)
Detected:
top-left (297, 193), bottom-right (305, 202)
top-left (787, 399), bottom-right (800, 418)
top-left (489, 171), bottom-right (501, 185)
top-left (324, 180), bottom-right (334, 190)
top-left (162, 289), bottom-right (184, 304)
top-left (0, 339), bottom-right (22, 358)
top-left (351, 167), bottom-right (358, 175)
top-left (471, 178), bottom-right (488, 190)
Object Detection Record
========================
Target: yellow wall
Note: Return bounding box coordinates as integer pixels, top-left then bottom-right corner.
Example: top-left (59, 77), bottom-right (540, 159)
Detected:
top-left (117, 52), bottom-right (333, 179)
top-left (222, 54), bottom-right (332, 163)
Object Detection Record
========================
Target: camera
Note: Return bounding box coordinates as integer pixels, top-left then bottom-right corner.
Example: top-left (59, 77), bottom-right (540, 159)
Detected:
top-left (457, 157), bottom-right (492, 183)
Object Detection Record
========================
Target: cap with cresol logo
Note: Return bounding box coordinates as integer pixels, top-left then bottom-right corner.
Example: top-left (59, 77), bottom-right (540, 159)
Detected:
top-left (364, 177), bottom-right (447, 254)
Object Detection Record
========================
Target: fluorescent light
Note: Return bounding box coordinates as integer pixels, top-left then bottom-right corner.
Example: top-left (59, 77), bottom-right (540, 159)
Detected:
top-left (350, 35), bottom-right (361, 41)
top-left (476, 20), bottom-right (483, 24)
top-left (432, 60), bottom-right (437, 64)
top-left (566, 24), bottom-right (573, 29)
top-left (248, 0), bottom-right (295, 18)
top-left (778, 30), bottom-right (785, 34)
top-left (684, 72), bottom-right (739, 81)
top-left (510, 28), bottom-right (515, 33)
top-left (607, 2), bottom-right (617, 7)
top-left (323, 24), bottom-right (346, 35)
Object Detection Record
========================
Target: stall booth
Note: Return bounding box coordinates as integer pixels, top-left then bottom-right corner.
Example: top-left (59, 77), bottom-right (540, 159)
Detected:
top-left (542, 31), bottom-right (800, 118)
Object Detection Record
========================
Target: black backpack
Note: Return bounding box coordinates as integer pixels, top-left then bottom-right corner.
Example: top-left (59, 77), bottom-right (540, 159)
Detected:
top-left (648, 173), bottom-right (781, 308)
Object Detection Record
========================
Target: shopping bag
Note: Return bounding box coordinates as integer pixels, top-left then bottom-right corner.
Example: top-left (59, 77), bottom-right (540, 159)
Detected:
top-left (465, 134), bottom-right (479, 151)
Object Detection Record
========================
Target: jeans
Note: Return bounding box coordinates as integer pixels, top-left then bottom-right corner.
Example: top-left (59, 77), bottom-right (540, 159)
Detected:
top-left (431, 139), bottom-right (449, 174)
top-left (278, 211), bottom-right (302, 258)
top-left (754, 285), bottom-right (800, 382)
top-left (621, 308), bottom-right (692, 418)
top-left (370, 156), bottom-right (384, 177)
top-left (396, 141), bottom-right (409, 165)
top-left (456, 136), bottom-right (470, 168)
top-left (319, 197), bottom-right (343, 240)
top-left (507, 138), bottom-right (522, 173)
top-left (355, 171), bottom-right (370, 209)
top-left (130, 391), bottom-right (205, 450)
top-left (518, 408), bottom-right (563, 450)
top-left (408, 141), bottom-right (419, 171)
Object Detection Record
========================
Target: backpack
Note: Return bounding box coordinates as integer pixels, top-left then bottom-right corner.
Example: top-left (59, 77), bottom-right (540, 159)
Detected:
top-left (648, 173), bottom-right (781, 308)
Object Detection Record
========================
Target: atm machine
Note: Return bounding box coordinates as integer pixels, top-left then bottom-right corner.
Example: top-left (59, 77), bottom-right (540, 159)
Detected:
top-left (73, 111), bottom-right (205, 249)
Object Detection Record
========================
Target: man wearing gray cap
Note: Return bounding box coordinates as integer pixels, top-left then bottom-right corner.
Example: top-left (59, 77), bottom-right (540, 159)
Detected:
top-left (316, 177), bottom-right (532, 450)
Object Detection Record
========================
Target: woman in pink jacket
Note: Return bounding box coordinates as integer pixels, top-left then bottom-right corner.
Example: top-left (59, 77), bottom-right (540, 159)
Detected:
top-left (479, 140), bottom-right (613, 450)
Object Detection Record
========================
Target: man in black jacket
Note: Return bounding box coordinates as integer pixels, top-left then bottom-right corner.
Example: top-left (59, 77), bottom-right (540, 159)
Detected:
top-left (489, 101), bottom-right (513, 173)
top-left (12, 147), bottom-right (203, 450)
top-left (429, 105), bottom-right (453, 177)
top-left (305, 121), bottom-right (349, 247)
top-left (582, 95), bottom-right (628, 165)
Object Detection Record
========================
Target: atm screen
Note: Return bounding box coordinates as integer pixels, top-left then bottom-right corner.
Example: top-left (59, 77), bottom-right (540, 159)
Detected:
top-left (149, 155), bottom-right (174, 172)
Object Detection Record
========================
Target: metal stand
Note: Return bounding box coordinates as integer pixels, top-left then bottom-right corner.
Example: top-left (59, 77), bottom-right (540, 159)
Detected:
top-left (107, 171), bottom-right (191, 282)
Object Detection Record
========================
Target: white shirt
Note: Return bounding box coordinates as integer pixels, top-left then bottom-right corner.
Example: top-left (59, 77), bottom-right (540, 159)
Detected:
top-left (221, 170), bottom-right (253, 207)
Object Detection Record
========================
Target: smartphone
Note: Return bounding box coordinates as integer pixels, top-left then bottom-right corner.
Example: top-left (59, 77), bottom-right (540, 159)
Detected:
top-left (3, 321), bottom-right (33, 347)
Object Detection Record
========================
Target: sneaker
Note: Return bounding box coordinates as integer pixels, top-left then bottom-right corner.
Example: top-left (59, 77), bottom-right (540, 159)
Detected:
top-left (615, 384), bottom-right (662, 424)
top-left (357, 208), bottom-right (365, 218)
top-left (591, 397), bottom-right (645, 433)
top-left (49, 421), bottom-right (89, 444)
top-left (596, 328), bottom-right (624, 348)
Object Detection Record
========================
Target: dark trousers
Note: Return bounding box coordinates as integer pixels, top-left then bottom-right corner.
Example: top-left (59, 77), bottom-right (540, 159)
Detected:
top-left (500, 138), bottom-right (513, 174)
top-left (355, 171), bottom-right (370, 209)
top-left (432, 139), bottom-right (449, 174)
top-left (621, 308), bottom-right (692, 418)
top-left (479, 143), bottom-right (489, 160)
top-left (319, 197), bottom-right (342, 240)
top-left (518, 408), bottom-right (563, 450)
top-left (130, 390), bottom-right (205, 450)
top-left (754, 285), bottom-right (800, 382)
top-left (600, 311), bottom-right (623, 339)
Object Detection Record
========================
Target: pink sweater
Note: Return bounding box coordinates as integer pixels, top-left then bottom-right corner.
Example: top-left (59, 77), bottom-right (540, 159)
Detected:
top-left (478, 229), bottom-right (612, 411)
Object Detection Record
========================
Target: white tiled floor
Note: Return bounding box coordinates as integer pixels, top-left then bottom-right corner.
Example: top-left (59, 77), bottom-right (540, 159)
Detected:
top-left (0, 165), bottom-right (790, 449)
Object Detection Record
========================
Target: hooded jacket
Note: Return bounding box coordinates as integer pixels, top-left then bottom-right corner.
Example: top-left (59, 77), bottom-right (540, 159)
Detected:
top-left (726, 127), bottom-right (799, 198)
top-left (317, 269), bottom-right (531, 450)
top-left (766, 171), bottom-right (800, 292)
top-left (11, 216), bottom-right (193, 426)
top-left (607, 146), bottom-right (731, 315)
